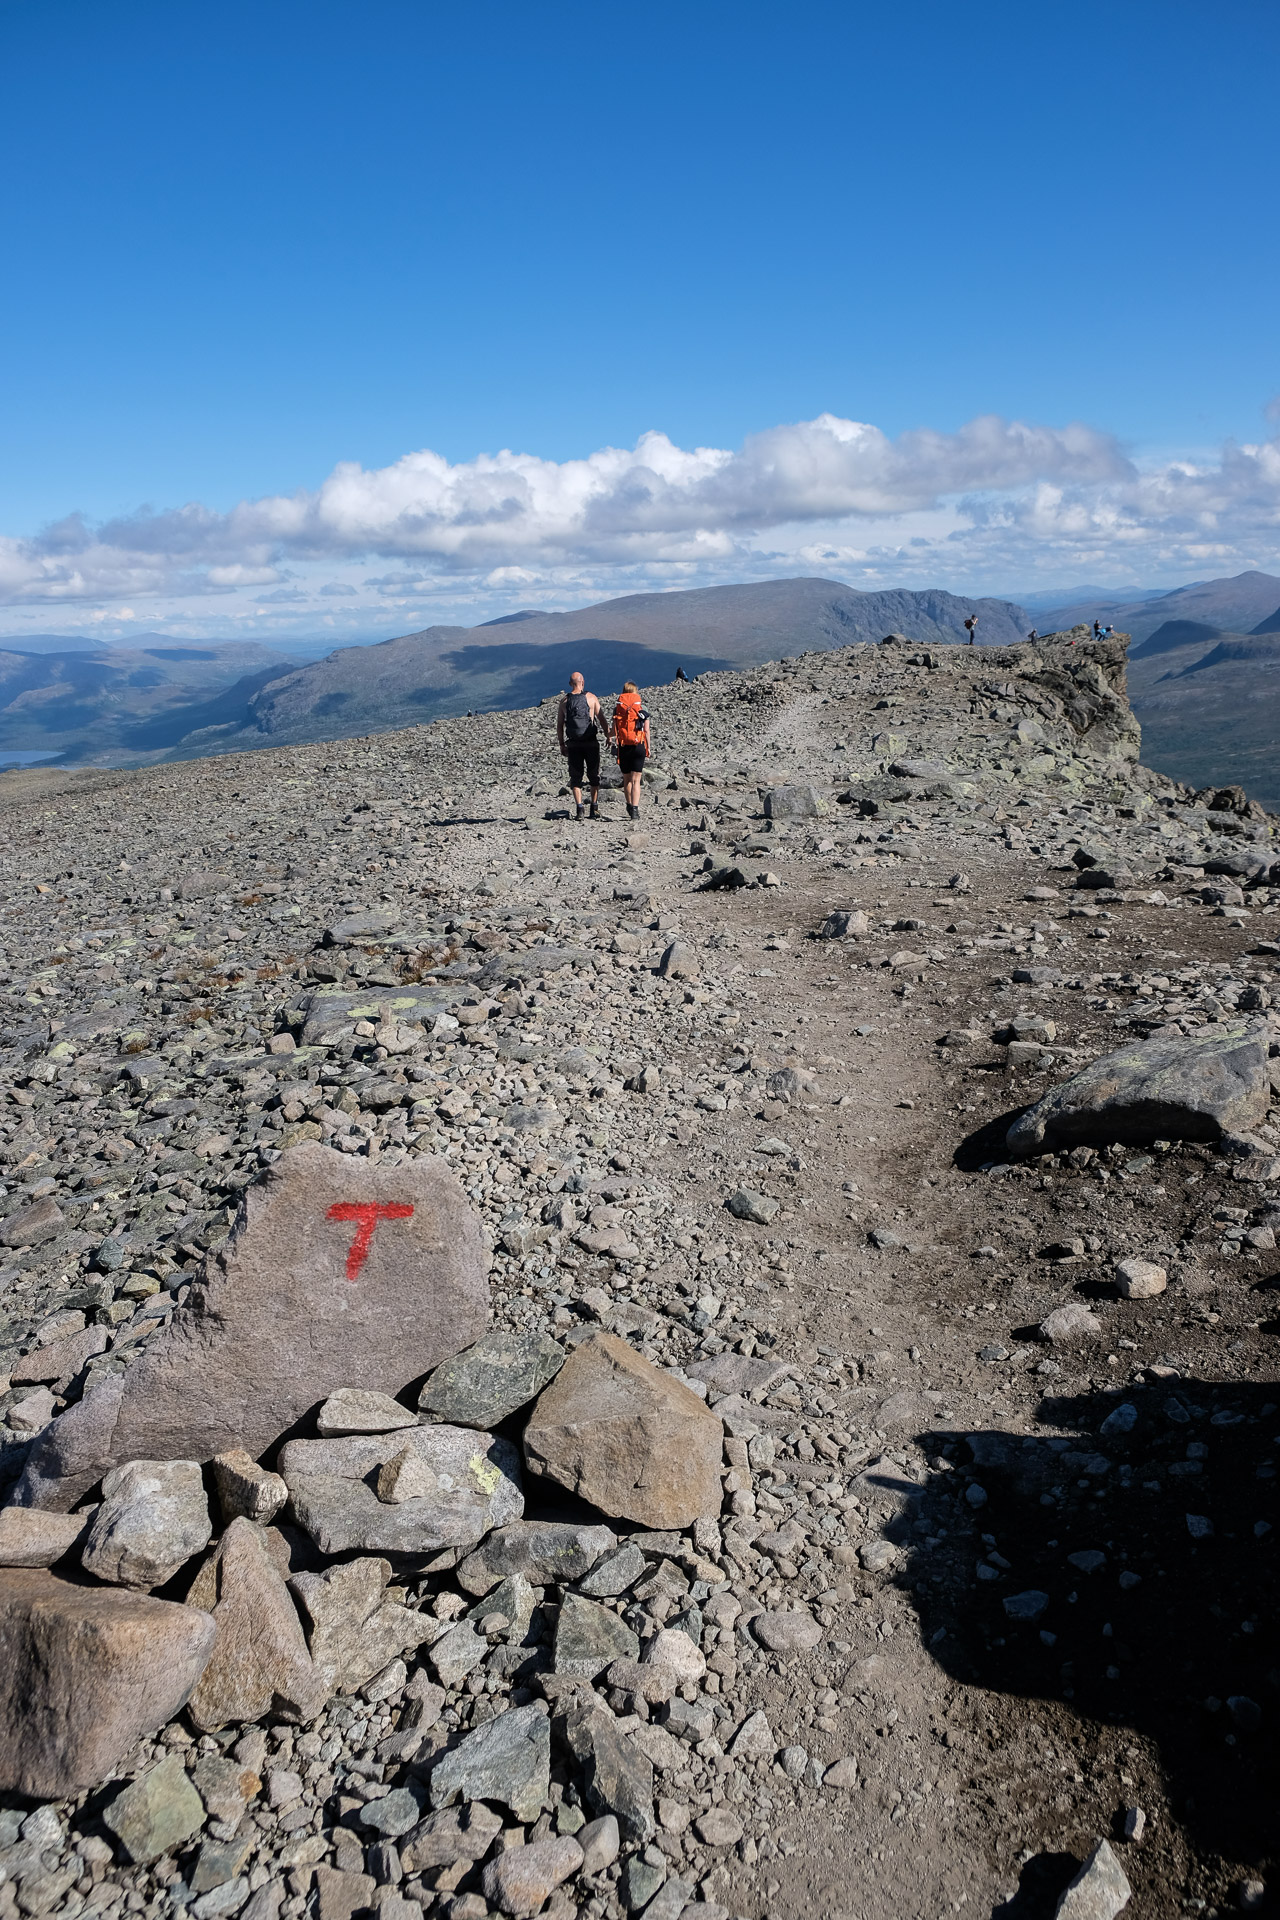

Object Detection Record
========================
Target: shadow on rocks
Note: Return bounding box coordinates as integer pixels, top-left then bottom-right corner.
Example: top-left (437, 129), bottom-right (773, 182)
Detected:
top-left (890, 1377), bottom-right (1280, 1896)
top-left (951, 1108), bottom-right (1033, 1175)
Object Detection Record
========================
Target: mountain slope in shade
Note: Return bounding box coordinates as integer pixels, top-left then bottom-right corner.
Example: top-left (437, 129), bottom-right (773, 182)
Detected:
top-left (137, 577), bottom-right (1033, 762)
top-left (1251, 603), bottom-right (1280, 634)
top-left (1041, 570), bottom-right (1280, 643)
top-left (1127, 628), bottom-right (1280, 812)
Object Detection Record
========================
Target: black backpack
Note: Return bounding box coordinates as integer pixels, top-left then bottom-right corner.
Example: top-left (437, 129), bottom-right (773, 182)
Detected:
top-left (564, 691), bottom-right (595, 741)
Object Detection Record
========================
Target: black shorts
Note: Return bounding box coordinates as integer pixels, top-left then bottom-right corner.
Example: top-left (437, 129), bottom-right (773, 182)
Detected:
top-left (567, 733), bottom-right (600, 788)
top-left (618, 744), bottom-right (647, 774)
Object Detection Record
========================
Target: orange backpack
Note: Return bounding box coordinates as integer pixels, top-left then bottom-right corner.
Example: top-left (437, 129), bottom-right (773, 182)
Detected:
top-left (613, 691), bottom-right (645, 747)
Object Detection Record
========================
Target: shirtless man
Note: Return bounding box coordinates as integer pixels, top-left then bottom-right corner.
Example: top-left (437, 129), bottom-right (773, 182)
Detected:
top-left (556, 671), bottom-right (603, 820)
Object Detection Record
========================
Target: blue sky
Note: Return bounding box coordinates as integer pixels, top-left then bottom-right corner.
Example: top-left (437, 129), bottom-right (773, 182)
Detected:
top-left (2, 0), bottom-right (1278, 643)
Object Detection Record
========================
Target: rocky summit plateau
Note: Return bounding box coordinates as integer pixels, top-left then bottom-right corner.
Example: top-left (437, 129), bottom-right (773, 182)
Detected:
top-left (0, 625), bottom-right (1278, 1920)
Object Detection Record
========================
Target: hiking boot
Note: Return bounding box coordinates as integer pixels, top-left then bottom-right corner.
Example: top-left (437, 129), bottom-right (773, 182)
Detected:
top-left (575, 804), bottom-right (585, 821)
top-left (589, 802), bottom-right (600, 819)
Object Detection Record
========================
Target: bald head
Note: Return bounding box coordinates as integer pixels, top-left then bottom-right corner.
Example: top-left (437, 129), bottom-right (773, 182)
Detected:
top-left (569, 672), bottom-right (584, 692)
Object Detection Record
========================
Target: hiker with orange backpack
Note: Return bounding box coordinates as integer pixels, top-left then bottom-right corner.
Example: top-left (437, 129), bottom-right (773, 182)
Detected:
top-left (611, 680), bottom-right (651, 821)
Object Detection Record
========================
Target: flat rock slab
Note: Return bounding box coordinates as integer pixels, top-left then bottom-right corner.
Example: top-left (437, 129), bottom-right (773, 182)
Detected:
top-left (0, 1569), bottom-right (216, 1798)
top-left (15, 1143), bottom-right (488, 1511)
top-left (299, 986), bottom-right (457, 1046)
top-left (280, 1426), bottom-right (523, 1555)
top-left (523, 1331), bottom-right (723, 1530)
top-left (316, 1389), bottom-right (418, 1436)
top-left (429, 1701), bottom-right (551, 1825)
top-left (1007, 1017), bottom-right (1270, 1155)
top-left (456, 1520), bottom-right (617, 1597)
top-left (0, 1506), bottom-right (95, 1568)
top-left (185, 1519), bottom-right (329, 1730)
top-left (686, 1353), bottom-right (794, 1397)
top-left (419, 1330), bottom-right (566, 1429)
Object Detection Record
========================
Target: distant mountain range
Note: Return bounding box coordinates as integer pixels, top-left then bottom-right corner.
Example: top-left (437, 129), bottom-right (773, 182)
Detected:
top-left (3, 570), bottom-right (1280, 810)
top-left (1037, 569), bottom-right (1280, 643)
top-left (1, 578), bottom-right (1029, 767)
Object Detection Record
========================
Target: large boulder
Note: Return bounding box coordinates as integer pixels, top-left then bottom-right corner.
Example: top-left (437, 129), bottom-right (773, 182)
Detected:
top-left (14, 1143), bottom-right (489, 1511)
top-left (522, 1332), bottom-right (723, 1529)
top-left (279, 1426), bottom-right (523, 1555)
top-left (1007, 1018), bottom-right (1271, 1156)
top-left (0, 1569), bottom-right (216, 1798)
top-left (185, 1519), bottom-right (329, 1729)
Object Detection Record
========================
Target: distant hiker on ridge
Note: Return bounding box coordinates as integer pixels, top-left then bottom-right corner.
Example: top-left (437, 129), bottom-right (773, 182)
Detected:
top-left (556, 671), bottom-right (602, 821)
top-left (964, 614), bottom-right (978, 645)
top-left (612, 680), bottom-right (651, 821)
top-left (1092, 620), bottom-right (1102, 641)
top-left (1027, 628), bottom-right (1039, 642)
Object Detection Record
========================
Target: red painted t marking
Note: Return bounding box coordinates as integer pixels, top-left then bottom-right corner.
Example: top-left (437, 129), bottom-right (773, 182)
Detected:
top-left (326, 1202), bottom-right (415, 1280)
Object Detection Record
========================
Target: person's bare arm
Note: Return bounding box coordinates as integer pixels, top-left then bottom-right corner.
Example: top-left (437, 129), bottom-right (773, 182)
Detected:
top-left (556, 696), bottom-right (567, 754)
top-left (587, 692), bottom-right (602, 727)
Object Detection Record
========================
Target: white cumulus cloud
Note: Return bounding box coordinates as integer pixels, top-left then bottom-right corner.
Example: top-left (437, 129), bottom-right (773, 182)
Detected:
top-left (2, 411), bottom-right (1279, 618)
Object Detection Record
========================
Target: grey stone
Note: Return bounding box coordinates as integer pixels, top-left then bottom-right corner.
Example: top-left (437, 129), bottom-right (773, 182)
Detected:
top-left (751, 1609), bottom-right (822, 1652)
top-left (185, 1519), bottom-right (329, 1729)
top-left (428, 1702), bottom-right (551, 1825)
top-left (15, 1143), bottom-right (488, 1512)
top-left (1115, 1257), bottom-right (1166, 1299)
top-left (103, 1754), bottom-right (206, 1865)
top-left (81, 1459), bottom-right (212, 1590)
top-left (190, 1755), bottom-right (262, 1825)
top-left (0, 1197), bottom-right (65, 1249)
top-left (619, 1857), bottom-right (665, 1910)
top-left (554, 1592), bottom-right (640, 1677)
top-left (418, 1331), bottom-right (566, 1429)
top-left (577, 1814), bottom-right (620, 1874)
top-left (0, 1570), bottom-right (216, 1798)
top-left (190, 1836), bottom-right (254, 1894)
top-left (1040, 1304), bottom-right (1103, 1344)
top-left (657, 941), bottom-right (699, 981)
top-left (561, 1700), bottom-right (654, 1841)
top-left (1004, 1590), bottom-right (1050, 1622)
top-left (400, 1803), bottom-right (503, 1876)
top-left (697, 1804), bottom-right (744, 1843)
top-left (576, 1543), bottom-right (647, 1597)
top-left (1007, 1018), bottom-right (1271, 1155)
top-left (280, 1425), bottom-right (523, 1554)
top-left (764, 784), bottom-right (822, 819)
top-left (765, 1065), bottom-right (814, 1104)
top-left (725, 1712), bottom-right (775, 1758)
top-left (316, 1389), bottom-right (418, 1436)
top-left (818, 910), bottom-right (868, 939)
top-left (481, 1834), bottom-right (583, 1917)
top-left (456, 1520), bottom-right (617, 1596)
top-left (358, 1787), bottom-right (424, 1839)
top-left (636, 1875), bottom-right (692, 1920)
top-left (428, 1622), bottom-right (488, 1688)
top-left (1054, 1838), bottom-right (1132, 1918)
top-left (10, 1324), bottom-right (108, 1385)
top-left (725, 1189), bottom-right (779, 1225)
top-left (0, 1506), bottom-right (94, 1568)
top-left (290, 1557), bottom-right (438, 1694)
top-left (465, 1572), bottom-right (536, 1639)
